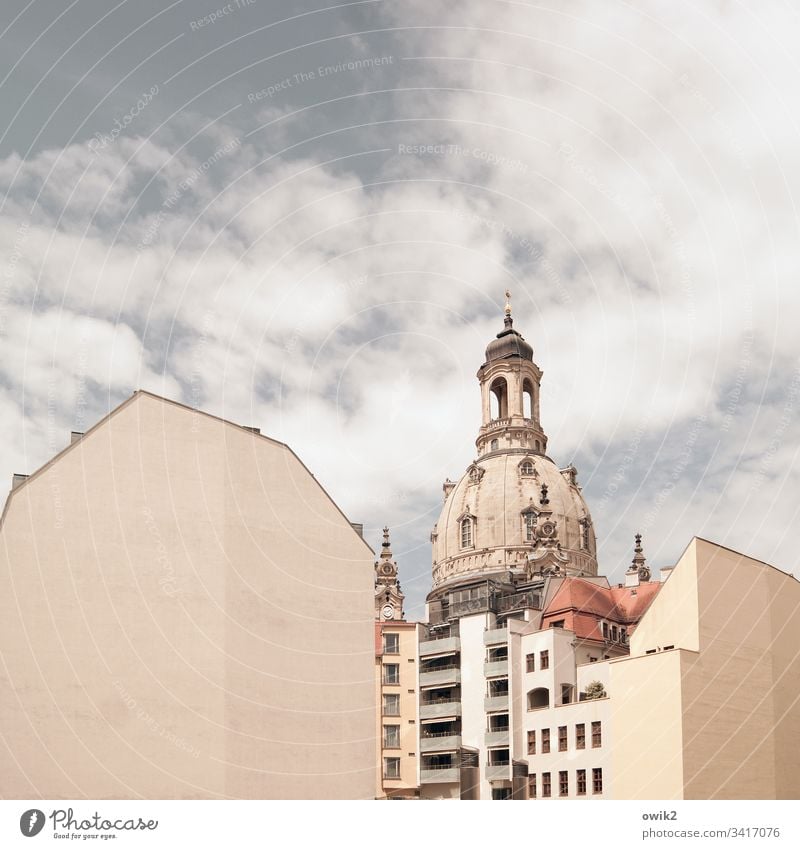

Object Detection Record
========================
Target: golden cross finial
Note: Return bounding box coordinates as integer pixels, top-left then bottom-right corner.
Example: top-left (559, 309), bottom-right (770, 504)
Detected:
top-left (504, 289), bottom-right (512, 316)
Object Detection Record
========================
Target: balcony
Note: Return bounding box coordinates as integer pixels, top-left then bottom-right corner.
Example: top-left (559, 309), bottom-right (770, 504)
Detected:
top-left (483, 627), bottom-right (508, 646)
top-left (486, 762), bottom-right (510, 781)
top-left (419, 636), bottom-right (460, 657)
top-left (484, 694), bottom-right (509, 713)
top-left (420, 734), bottom-right (462, 753)
top-left (420, 767), bottom-right (460, 784)
top-left (420, 700), bottom-right (462, 720)
top-left (484, 729), bottom-right (509, 747)
top-left (419, 666), bottom-right (461, 688)
top-left (484, 659), bottom-right (508, 678)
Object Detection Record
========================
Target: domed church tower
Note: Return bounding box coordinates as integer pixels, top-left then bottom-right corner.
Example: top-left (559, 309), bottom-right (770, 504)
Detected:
top-left (430, 293), bottom-right (598, 591)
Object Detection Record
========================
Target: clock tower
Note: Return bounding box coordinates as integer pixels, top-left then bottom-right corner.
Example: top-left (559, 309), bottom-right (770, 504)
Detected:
top-left (375, 527), bottom-right (405, 620)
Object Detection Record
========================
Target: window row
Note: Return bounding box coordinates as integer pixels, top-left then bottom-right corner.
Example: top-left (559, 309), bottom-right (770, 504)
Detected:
top-left (527, 722), bottom-right (602, 754)
top-left (525, 650), bottom-right (549, 672)
top-left (529, 768), bottom-right (603, 798)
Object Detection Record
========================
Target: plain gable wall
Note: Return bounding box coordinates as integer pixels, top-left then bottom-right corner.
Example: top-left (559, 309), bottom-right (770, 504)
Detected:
top-left (0, 392), bottom-right (375, 799)
top-left (681, 540), bottom-right (800, 799)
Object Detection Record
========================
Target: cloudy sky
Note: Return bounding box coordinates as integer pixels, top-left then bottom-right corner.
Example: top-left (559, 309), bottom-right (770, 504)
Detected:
top-left (1, 0), bottom-right (798, 619)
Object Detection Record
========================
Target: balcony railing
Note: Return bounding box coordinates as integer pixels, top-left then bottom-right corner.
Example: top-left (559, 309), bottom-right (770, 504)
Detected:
top-left (486, 762), bottom-right (511, 781)
top-left (485, 729), bottom-right (510, 747)
top-left (483, 627), bottom-right (508, 646)
top-left (484, 694), bottom-right (510, 713)
top-left (420, 734), bottom-right (462, 753)
top-left (420, 700), bottom-right (462, 720)
top-left (484, 659), bottom-right (508, 678)
top-left (419, 635), bottom-right (460, 657)
top-left (419, 666), bottom-right (461, 688)
top-left (420, 766), bottom-right (460, 784)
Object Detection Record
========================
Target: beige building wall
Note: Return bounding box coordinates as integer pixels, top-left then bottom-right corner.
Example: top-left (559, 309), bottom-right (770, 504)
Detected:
top-left (610, 650), bottom-right (685, 799)
top-left (376, 621), bottom-right (419, 798)
top-left (611, 538), bottom-right (800, 800)
top-left (0, 391), bottom-right (376, 800)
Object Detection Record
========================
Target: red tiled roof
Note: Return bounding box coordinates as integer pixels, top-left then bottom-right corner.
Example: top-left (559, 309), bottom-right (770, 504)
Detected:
top-left (542, 577), bottom-right (660, 640)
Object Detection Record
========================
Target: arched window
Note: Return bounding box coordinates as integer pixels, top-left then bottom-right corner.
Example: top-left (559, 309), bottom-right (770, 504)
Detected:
top-left (490, 438), bottom-right (499, 452)
top-left (460, 517), bottom-right (473, 549)
top-left (523, 378), bottom-right (534, 419)
top-left (489, 377), bottom-right (508, 420)
top-left (469, 467), bottom-right (480, 484)
top-left (527, 687), bottom-right (549, 711)
top-left (520, 460), bottom-right (534, 475)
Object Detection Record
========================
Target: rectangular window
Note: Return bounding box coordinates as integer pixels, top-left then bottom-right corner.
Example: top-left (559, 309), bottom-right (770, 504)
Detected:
top-left (592, 721), bottom-right (602, 748)
top-left (540, 650), bottom-right (549, 670)
top-left (558, 726), bottom-right (567, 752)
top-left (593, 767), bottom-right (603, 794)
top-left (559, 770), bottom-right (568, 797)
top-left (383, 633), bottom-right (399, 654)
top-left (528, 774), bottom-right (536, 799)
top-left (541, 728), bottom-right (550, 754)
top-left (527, 730), bottom-right (536, 755)
top-left (576, 723), bottom-right (586, 749)
top-left (383, 725), bottom-right (400, 748)
top-left (561, 684), bottom-right (572, 705)
top-left (383, 663), bottom-right (400, 685)
top-left (550, 619), bottom-right (565, 628)
top-left (542, 772), bottom-right (551, 798)
top-left (383, 694), bottom-right (400, 716)
top-left (577, 769), bottom-right (586, 795)
top-left (526, 653), bottom-right (535, 673)
top-left (384, 757), bottom-right (400, 779)
top-left (524, 512), bottom-right (536, 541)
top-left (611, 625), bottom-right (618, 641)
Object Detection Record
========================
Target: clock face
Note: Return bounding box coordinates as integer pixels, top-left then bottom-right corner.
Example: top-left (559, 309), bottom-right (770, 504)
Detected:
top-left (382, 604), bottom-right (394, 619)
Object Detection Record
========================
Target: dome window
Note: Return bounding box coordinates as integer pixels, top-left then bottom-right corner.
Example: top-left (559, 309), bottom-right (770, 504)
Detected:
top-left (519, 459), bottom-right (535, 476)
top-left (457, 510), bottom-right (476, 549)
top-left (460, 518), bottom-right (473, 548)
top-left (490, 438), bottom-right (499, 452)
top-left (523, 510), bottom-right (537, 542)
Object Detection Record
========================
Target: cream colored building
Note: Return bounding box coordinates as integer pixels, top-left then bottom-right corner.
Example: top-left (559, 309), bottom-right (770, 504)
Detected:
top-left (0, 390), bottom-right (376, 799)
top-left (374, 529), bottom-right (420, 799)
top-left (611, 537), bottom-right (800, 800)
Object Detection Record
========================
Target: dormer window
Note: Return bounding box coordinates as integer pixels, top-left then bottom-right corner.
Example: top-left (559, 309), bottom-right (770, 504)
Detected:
top-left (519, 457), bottom-right (536, 476)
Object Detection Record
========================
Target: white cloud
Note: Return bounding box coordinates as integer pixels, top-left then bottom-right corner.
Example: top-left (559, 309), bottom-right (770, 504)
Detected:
top-left (1, 1), bottom-right (799, 617)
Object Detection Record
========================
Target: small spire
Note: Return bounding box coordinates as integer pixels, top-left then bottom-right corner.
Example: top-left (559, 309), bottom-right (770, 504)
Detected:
top-left (632, 532), bottom-right (651, 581)
top-left (504, 289), bottom-right (513, 329)
top-left (540, 483), bottom-right (549, 505)
top-left (381, 526), bottom-right (392, 559)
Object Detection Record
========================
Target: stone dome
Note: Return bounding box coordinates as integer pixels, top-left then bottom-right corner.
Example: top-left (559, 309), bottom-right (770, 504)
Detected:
top-left (431, 450), bottom-right (597, 590)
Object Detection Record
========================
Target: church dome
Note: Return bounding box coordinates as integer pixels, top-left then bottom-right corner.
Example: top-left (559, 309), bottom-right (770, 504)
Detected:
top-left (431, 451), bottom-right (597, 590)
top-left (484, 324), bottom-right (533, 365)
